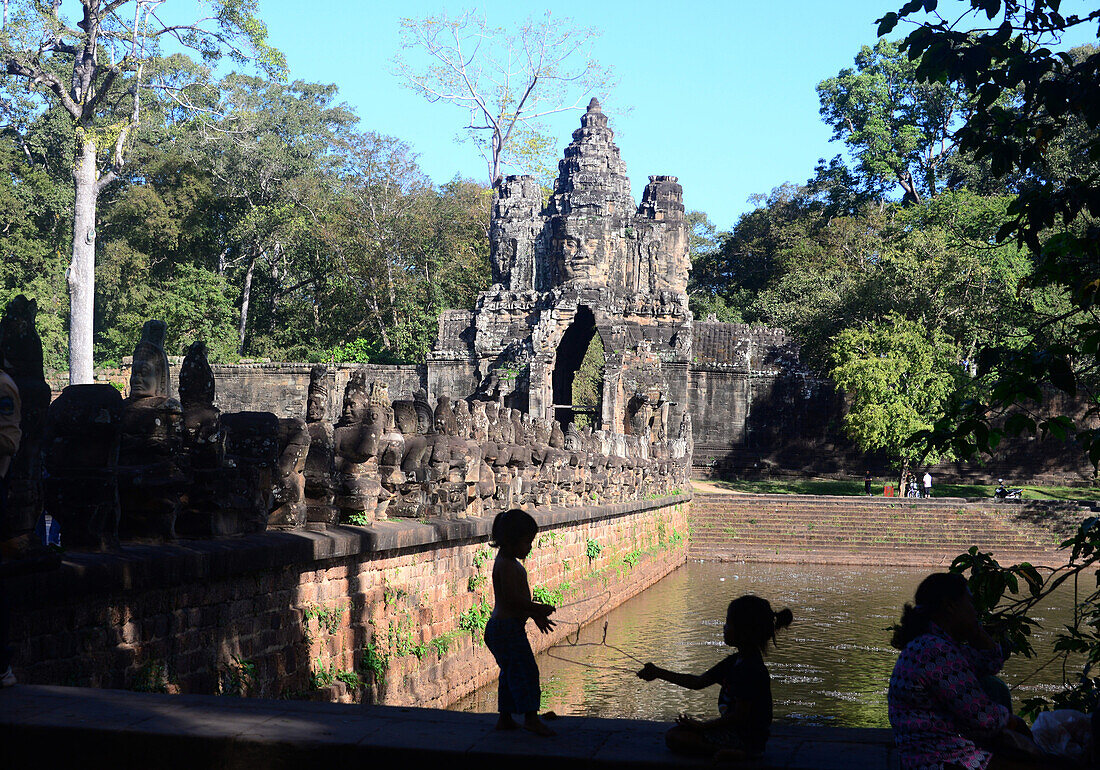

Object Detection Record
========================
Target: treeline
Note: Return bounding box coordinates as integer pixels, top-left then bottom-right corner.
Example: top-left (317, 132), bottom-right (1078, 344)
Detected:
top-left (687, 40), bottom-right (1098, 467)
top-left (0, 63), bottom-right (490, 370)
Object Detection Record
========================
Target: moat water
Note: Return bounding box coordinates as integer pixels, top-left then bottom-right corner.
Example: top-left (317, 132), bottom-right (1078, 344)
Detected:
top-left (452, 561), bottom-right (1082, 727)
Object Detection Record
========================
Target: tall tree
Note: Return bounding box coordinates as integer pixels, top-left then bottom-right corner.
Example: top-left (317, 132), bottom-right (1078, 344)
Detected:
top-left (831, 313), bottom-right (962, 481)
top-left (817, 38), bottom-right (974, 204)
top-left (188, 74), bottom-right (355, 356)
top-left (394, 9), bottom-right (614, 192)
top-left (877, 1), bottom-right (1100, 464)
top-left (1, 0), bottom-right (283, 382)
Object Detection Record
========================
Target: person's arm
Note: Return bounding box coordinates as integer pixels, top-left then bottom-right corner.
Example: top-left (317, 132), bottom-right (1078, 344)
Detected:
top-left (957, 614), bottom-right (1006, 676)
top-left (637, 662), bottom-right (718, 690)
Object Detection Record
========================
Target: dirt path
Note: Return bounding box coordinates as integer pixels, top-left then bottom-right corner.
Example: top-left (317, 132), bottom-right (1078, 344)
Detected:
top-left (689, 479), bottom-right (737, 495)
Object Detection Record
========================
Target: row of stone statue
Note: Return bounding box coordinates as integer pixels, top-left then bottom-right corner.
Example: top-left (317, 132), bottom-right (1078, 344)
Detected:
top-left (311, 363), bottom-right (691, 528)
top-left (30, 318), bottom-right (688, 551)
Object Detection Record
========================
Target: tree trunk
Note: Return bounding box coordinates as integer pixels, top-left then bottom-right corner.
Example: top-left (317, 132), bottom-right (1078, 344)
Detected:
top-left (68, 137), bottom-right (98, 385)
top-left (898, 170), bottom-right (922, 205)
top-left (238, 254), bottom-right (256, 357)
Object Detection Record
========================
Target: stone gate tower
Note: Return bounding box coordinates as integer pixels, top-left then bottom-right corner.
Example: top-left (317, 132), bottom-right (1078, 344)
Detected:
top-left (430, 99), bottom-right (693, 449)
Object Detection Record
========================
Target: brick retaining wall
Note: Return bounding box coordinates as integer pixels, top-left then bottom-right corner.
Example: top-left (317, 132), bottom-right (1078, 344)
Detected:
top-left (7, 496), bottom-right (690, 708)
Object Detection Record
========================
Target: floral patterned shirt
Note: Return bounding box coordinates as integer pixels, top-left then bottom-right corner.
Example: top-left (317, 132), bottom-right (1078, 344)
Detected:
top-left (888, 623), bottom-right (1009, 770)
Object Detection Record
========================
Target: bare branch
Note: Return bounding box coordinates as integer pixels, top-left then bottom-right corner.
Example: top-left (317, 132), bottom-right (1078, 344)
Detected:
top-left (396, 9), bottom-right (616, 190)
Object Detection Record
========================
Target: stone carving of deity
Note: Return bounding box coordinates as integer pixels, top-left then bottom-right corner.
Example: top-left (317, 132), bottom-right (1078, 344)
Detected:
top-left (303, 365), bottom-right (337, 525)
top-left (118, 320), bottom-right (185, 540)
top-left (333, 371), bottom-right (385, 523)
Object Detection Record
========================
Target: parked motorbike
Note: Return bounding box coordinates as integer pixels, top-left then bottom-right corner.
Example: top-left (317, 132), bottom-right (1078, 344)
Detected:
top-left (994, 480), bottom-right (1022, 501)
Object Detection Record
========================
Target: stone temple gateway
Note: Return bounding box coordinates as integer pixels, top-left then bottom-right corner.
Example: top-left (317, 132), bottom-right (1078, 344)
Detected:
top-left (430, 98), bottom-right (694, 447)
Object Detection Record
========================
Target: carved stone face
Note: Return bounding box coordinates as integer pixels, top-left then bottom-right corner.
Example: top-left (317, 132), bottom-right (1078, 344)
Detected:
top-left (564, 425), bottom-right (582, 451)
top-left (534, 418), bottom-right (551, 446)
top-left (130, 358), bottom-right (159, 399)
top-left (452, 400), bottom-right (471, 438)
top-left (561, 235), bottom-right (597, 282)
top-left (342, 391), bottom-right (367, 423)
top-left (417, 406), bottom-right (434, 435)
top-left (471, 402), bottom-right (489, 442)
top-left (307, 392), bottom-right (326, 423)
top-left (362, 404), bottom-right (388, 455)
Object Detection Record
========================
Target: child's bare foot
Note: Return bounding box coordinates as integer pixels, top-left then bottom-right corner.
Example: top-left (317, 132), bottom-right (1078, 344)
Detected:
top-left (495, 714), bottom-right (520, 731)
top-left (524, 713), bottom-right (556, 736)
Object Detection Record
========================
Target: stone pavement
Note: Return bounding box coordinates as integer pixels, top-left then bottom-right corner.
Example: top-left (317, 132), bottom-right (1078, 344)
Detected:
top-left (1, 684), bottom-right (898, 769)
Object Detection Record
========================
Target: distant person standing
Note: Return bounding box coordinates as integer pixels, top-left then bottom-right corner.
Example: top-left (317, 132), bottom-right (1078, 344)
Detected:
top-left (864, 471), bottom-right (874, 496)
top-left (0, 356), bottom-right (22, 687)
top-left (922, 471), bottom-right (932, 499)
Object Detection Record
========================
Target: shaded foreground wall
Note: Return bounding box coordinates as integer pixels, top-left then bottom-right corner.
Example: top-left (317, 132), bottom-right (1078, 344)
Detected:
top-left (8, 496), bottom-right (689, 708)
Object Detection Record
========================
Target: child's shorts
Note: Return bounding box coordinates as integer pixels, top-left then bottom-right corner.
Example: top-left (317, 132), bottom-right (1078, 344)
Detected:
top-left (484, 616), bottom-right (540, 714)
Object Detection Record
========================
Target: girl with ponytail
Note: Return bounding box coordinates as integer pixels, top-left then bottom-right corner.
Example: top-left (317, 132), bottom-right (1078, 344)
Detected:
top-left (638, 594), bottom-right (793, 761)
top-left (888, 572), bottom-right (1039, 769)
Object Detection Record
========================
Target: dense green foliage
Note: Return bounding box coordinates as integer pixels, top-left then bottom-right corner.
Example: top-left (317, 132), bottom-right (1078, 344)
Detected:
top-left (688, 26), bottom-right (1096, 469)
top-left (0, 63), bottom-right (490, 367)
top-left (571, 333), bottom-right (605, 429)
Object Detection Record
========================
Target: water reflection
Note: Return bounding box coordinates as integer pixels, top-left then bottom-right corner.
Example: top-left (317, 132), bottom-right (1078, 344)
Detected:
top-left (451, 561), bottom-right (1082, 727)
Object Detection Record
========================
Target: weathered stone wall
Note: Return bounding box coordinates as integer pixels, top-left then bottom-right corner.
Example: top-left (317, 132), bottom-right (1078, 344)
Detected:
top-left (8, 496), bottom-right (690, 707)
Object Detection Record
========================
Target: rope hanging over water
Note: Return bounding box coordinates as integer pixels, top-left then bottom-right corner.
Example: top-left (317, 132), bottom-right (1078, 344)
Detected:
top-left (543, 591), bottom-right (647, 674)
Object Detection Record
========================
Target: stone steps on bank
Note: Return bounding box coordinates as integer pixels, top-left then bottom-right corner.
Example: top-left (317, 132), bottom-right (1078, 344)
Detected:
top-left (687, 494), bottom-right (1069, 566)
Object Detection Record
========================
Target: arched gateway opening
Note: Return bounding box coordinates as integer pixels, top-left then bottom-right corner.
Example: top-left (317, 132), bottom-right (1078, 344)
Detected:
top-left (551, 306), bottom-right (604, 429)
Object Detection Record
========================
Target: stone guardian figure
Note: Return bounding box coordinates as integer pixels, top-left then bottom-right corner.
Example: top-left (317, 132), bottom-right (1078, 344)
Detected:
top-left (117, 320), bottom-right (184, 540)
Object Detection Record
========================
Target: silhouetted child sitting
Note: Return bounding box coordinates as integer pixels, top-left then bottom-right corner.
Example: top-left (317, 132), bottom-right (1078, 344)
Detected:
top-left (638, 594), bottom-right (793, 761)
top-left (485, 508), bottom-right (557, 736)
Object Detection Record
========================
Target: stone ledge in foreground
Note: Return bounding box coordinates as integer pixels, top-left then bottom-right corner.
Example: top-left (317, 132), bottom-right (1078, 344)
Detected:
top-left (2, 684), bottom-right (897, 770)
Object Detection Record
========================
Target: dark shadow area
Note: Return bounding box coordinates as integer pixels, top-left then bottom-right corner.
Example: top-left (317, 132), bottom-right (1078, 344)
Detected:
top-left (552, 306), bottom-right (599, 429)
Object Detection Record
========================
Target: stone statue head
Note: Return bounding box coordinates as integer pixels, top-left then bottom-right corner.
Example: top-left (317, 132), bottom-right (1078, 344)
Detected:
top-left (0, 294), bottom-right (44, 379)
top-left (368, 381), bottom-right (394, 432)
top-left (306, 365), bottom-right (329, 423)
top-left (414, 390), bottom-right (435, 435)
top-left (359, 401), bottom-right (387, 457)
top-left (452, 398), bottom-right (472, 438)
top-left (564, 422), bottom-right (583, 452)
top-left (434, 395), bottom-right (456, 435)
top-left (499, 407), bottom-right (515, 444)
top-left (470, 400), bottom-right (489, 442)
top-left (549, 421), bottom-right (565, 449)
top-left (533, 417), bottom-right (551, 446)
top-left (178, 341), bottom-right (215, 408)
top-left (556, 218), bottom-right (598, 284)
top-left (129, 320), bottom-right (170, 399)
top-left (393, 399), bottom-right (417, 434)
top-left (341, 371), bottom-right (369, 423)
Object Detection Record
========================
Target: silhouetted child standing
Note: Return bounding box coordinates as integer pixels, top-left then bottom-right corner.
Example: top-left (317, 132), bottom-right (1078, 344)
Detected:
top-left (485, 508), bottom-right (556, 736)
top-left (638, 594), bottom-right (793, 760)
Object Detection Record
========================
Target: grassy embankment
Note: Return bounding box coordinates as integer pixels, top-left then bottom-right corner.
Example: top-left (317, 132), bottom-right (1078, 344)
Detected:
top-left (702, 478), bottom-right (1098, 501)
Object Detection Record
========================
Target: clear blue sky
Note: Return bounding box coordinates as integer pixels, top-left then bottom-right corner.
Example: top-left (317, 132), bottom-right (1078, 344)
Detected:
top-left (218, 0), bottom-right (1094, 231)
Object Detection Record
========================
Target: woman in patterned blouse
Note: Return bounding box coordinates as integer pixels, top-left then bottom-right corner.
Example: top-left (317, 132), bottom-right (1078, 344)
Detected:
top-left (887, 573), bottom-right (1038, 770)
